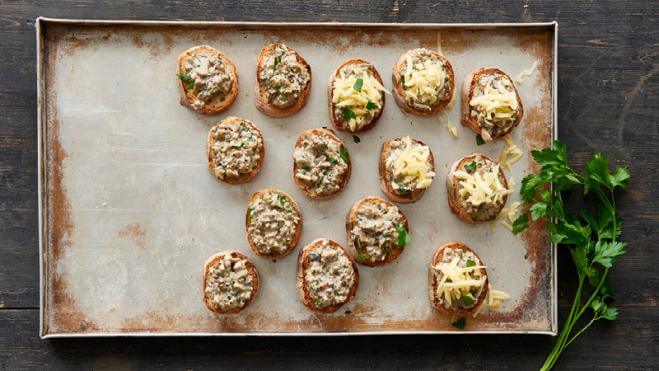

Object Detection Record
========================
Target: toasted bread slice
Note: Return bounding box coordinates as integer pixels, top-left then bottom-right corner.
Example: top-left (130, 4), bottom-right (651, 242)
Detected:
top-left (328, 58), bottom-right (385, 133)
top-left (177, 45), bottom-right (239, 115)
top-left (428, 241), bottom-right (489, 317)
top-left (296, 238), bottom-right (359, 313)
top-left (292, 128), bottom-right (351, 200)
top-left (345, 197), bottom-right (409, 266)
top-left (254, 43), bottom-right (312, 118)
top-left (379, 136), bottom-right (436, 203)
top-left (461, 67), bottom-right (523, 142)
top-left (203, 251), bottom-right (259, 314)
top-left (446, 153), bottom-right (509, 224)
top-left (207, 116), bottom-right (265, 185)
top-left (245, 188), bottom-right (303, 260)
top-left (392, 48), bottom-right (455, 116)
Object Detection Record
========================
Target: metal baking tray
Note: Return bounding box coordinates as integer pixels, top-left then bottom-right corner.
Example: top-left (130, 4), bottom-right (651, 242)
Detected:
top-left (37, 17), bottom-right (557, 337)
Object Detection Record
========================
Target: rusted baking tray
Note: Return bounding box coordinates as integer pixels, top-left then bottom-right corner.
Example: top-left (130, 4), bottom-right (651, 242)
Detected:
top-left (37, 18), bottom-right (558, 337)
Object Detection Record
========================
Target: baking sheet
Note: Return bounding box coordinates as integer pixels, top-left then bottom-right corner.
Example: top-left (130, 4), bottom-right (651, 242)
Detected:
top-left (37, 18), bottom-right (557, 337)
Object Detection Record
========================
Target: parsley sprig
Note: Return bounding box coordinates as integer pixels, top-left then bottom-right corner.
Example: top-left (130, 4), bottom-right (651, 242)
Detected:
top-left (512, 140), bottom-right (629, 370)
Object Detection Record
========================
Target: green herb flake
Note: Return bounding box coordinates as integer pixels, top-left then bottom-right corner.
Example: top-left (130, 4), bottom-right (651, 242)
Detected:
top-left (353, 78), bottom-right (364, 91)
top-left (339, 146), bottom-right (349, 162)
top-left (365, 101), bottom-right (378, 110)
top-left (465, 161), bottom-right (477, 173)
top-left (342, 107), bottom-right (357, 121)
top-left (476, 134), bottom-right (485, 146)
top-left (277, 194), bottom-right (287, 208)
top-left (247, 206), bottom-right (255, 223)
top-left (452, 317), bottom-right (466, 330)
top-left (462, 294), bottom-right (475, 306)
top-left (466, 260), bottom-right (475, 267)
top-left (329, 157), bottom-right (338, 164)
top-left (176, 73), bottom-right (195, 90)
top-left (396, 225), bottom-right (411, 248)
top-left (352, 135), bottom-right (361, 144)
top-left (274, 55), bottom-right (282, 68)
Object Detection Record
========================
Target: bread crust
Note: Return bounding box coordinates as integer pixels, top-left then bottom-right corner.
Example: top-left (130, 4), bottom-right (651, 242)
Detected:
top-left (446, 153), bottom-right (509, 224)
top-left (177, 45), bottom-right (239, 115)
top-left (203, 251), bottom-right (259, 314)
top-left (345, 197), bottom-right (409, 266)
top-left (428, 241), bottom-right (489, 317)
top-left (254, 43), bottom-right (312, 118)
top-left (207, 116), bottom-right (265, 185)
top-left (460, 67), bottom-right (524, 141)
top-left (392, 49), bottom-right (455, 116)
top-left (245, 188), bottom-right (303, 260)
top-left (328, 58), bottom-right (384, 133)
top-left (292, 128), bottom-right (351, 200)
top-left (296, 238), bottom-right (359, 313)
top-left (379, 137), bottom-right (436, 203)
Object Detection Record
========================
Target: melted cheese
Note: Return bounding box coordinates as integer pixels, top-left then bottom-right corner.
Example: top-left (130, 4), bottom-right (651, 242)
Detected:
top-left (386, 136), bottom-right (435, 189)
top-left (515, 61), bottom-right (538, 84)
top-left (499, 134), bottom-right (523, 172)
top-left (402, 54), bottom-right (447, 110)
top-left (435, 255), bottom-right (487, 309)
top-left (332, 69), bottom-right (388, 131)
top-left (453, 164), bottom-right (511, 206)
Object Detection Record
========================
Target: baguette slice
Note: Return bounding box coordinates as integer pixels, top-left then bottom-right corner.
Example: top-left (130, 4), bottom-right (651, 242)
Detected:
top-left (296, 238), bottom-right (359, 313)
top-left (245, 188), bottom-right (303, 260)
top-left (345, 197), bottom-right (409, 266)
top-left (177, 45), bottom-right (239, 115)
top-left (292, 128), bottom-right (351, 200)
top-left (428, 242), bottom-right (489, 317)
top-left (255, 43), bottom-right (312, 118)
top-left (461, 67), bottom-right (523, 141)
top-left (203, 251), bottom-right (259, 314)
top-left (446, 153), bottom-right (508, 224)
top-left (392, 49), bottom-right (455, 116)
top-left (328, 59), bottom-right (385, 133)
top-left (207, 116), bottom-right (265, 185)
top-left (379, 136), bottom-right (436, 203)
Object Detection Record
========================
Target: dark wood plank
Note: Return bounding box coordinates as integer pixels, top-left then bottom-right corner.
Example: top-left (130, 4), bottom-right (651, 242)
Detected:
top-left (0, 0), bottom-right (657, 369)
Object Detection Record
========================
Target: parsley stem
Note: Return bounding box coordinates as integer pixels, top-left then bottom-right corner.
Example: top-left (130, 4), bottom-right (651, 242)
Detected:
top-left (574, 267), bottom-right (610, 321)
top-left (563, 315), bottom-right (599, 348)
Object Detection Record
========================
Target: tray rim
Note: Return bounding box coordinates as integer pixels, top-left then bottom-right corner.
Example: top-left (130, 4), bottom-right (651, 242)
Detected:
top-left (36, 17), bottom-right (558, 338)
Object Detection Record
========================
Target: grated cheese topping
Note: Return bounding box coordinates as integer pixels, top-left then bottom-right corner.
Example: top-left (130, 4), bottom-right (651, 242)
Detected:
top-left (434, 247), bottom-right (487, 311)
top-left (400, 49), bottom-right (451, 111)
top-left (515, 61), bottom-right (538, 84)
top-left (332, 63), bottom-right (388, 132)
top-left (469, 72), bottom-right (521, 140)
top-left (499, 134), bottom-right (523, 172)
top-left (454, 164), bottom-right (510, 207)
top-left (385, 136), bottom-right (435, 194)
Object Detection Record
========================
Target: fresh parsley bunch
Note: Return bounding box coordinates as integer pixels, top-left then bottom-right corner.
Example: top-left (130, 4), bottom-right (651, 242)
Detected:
top-left (512, 140), bottom-right (629, 370)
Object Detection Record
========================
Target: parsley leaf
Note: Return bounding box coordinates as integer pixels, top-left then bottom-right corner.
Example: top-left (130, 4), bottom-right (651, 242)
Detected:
top-left (512, 213), bottom-right (529, 234)
top-left (353, 78), bottom-right (363, 91)
top-left (464, 161), bottom-right (477, 173)
top-left (342, 107), bottom-right (357, 121)
top-left (277, 194), bottom-right (287, 208)
top-left (476, 134), bottom-right (485, 145)
top-left (462, 294), bottom-right (475, 306)
top-left (452, 317), bottom-right (466, 330)
top-left (466, 260), bottom-right (475, 267)
top-left (352, 135), bottom-right (361, 144)
top-left (176, 73), bottom-right (195, 90)
top-left (339, 146), bottom-right (348, 162)
top-left (396, 225), bottom-right (411, 247)
top-left (328, 157), bottom-right (338, 164)
top-left (274, 55), bottom-right (281, 68)
top-left (366, 101), bottom-right (378, 110)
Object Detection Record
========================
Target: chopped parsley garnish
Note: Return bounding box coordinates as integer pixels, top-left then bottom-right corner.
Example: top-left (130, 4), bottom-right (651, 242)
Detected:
top-left (452, 317), bottom-right (466, 330)
top-left (315, 172), bottom-right (326, 188)
top-left (339, 146), bottom-right (348, 162)
top-left (176, 73), bottom-right (195, 90)
top-left (465, 161), bottom-right (478, 173)
top-left (329, 157), bottom-right (338, 164)
top-left (277, 194), bottom-right (287, 208)
top-left (365, 101), bottom-right (378, 110)
top-left (274, 55), bottom-right (282, 68)
top-left (342, 107), bottom-right (357, 121)
top-left (476, 134), bottom-right (485, 146)
top-left (466, 259), bottom-right (475, 267)
top-left (352, 135), bottom-right (361, 144)
top-left (353, 78), bottom-right (363, 91)
top-left (462, 294), bottom-right (475, 306)
top-left (247, 206), bottom-right (255, 222)
top-left (396, 225), bottom-right (410, 247)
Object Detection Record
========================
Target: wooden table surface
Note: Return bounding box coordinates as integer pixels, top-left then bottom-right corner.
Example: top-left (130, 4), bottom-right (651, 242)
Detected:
top-left (1, 1), bottom-right (657, 369)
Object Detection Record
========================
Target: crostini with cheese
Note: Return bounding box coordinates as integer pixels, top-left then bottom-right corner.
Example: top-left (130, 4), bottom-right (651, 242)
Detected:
top-left (379, 135), bottom-right (436, 203)
top-left (461, 67), bottom-right (523, 142)
top-left (207, 117), bottom-right (265, 184)
top-left (203, 251), bottom-right (259, 314)
top-left (177, 45), bottom-right (238, 115)
top-left (446, 153), bottom-right (510, 223)
top-left (328, 59), bottom-right (387, 133)
top-left (255, 43), bottom-right (312, 118)
top-left (246, 189), bottom-right (302, 260)
top-left (297, 238), bottom-right (359, 313)
top-left (392, 48), bottom-right (455, 115)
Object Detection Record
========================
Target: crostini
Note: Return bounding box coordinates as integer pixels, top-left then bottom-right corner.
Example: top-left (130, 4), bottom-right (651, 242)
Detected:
top-left (392, 48), bottom-right (455, 115)
top-left (246, 189), bottom-right (302, 260)
top-left (207, 116), bottom-right (265, 184)
top-left (292, 128), bottom-right (351, 200)
top-left (203, 251), bottom-right (259, 314)
top-left (255, 43), bottom-right (312, 118)
top-left (177, 45), bottom-right (238, 115)
top-left (328, 59), bottom-right (387, 133)
top-left (297, 238), bottom-right (359, 313)
top-left (379, 135), bottom-right (436, 203)
top-left (446, 154), bottom-right (510, 223)
top-left (428, 242), bottom-right (489, 316)
top-left (461, 67), bottom-right (523, 141)
top-left (346, 197), bottom-right (410, 266)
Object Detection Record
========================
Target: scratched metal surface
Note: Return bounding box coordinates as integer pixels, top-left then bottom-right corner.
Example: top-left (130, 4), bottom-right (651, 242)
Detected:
top-left (38, 19), bottom-right (555, 336)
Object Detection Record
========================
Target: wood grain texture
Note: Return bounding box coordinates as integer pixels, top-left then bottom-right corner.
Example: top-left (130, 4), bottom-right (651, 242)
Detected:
top-left (0, 0), bottom-right (657, 369)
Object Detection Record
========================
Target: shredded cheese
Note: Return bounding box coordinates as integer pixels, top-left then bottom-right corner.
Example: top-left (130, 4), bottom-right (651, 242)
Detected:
top-left (402, 51), bottom-right (447, 110)
top-left (498, 201), bottom-right (522, 232)
top-left (447, 120), bottom-right (459, 138)
top-left (434, 253), bottom-right (487, 311)
top-left (453, 164), bottom-right (511, 207)
top-left (487, 287), bottom-right (511, 309)
top-left (470, 91), bottom-right (519, 122)
top-left (499, 135), bottom-right (523, 172)
top-left (386, 136), bottom-right (435, 189)
top-left (332, 66), bottom-right (388, 131)
top-left (515, 61), bottom-right (538, 84)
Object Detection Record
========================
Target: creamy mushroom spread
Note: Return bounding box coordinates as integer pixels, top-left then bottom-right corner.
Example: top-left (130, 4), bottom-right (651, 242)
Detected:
top-left (332, 63), bottom-right (386, 132)
top-left (180, 52), bottom-right (235, 109)
top-left (350, 200), bottom-right (406, 262)
top-left (469, 72), bottom-right (520, 140)
top-left (385, 136), bottom-right (435, 195)
top-left (433, 248), bottom-right (487, 311)
top-left (293, 132), bottom-right (349, 196)
top-left (453, 156), bottom-right (510, 221)
top-left (209, 121), bottom-right (263, 180)
top-left (258, 44), bottom-right (310, 109)
top-left (304, 240), bottom-right (355, 308)
top-left (247, 191), bottom-right (300, 255)
top-left (205, 254), bottom-right (254, 312)
top-left (400, 48), bottom-right (451, 111)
